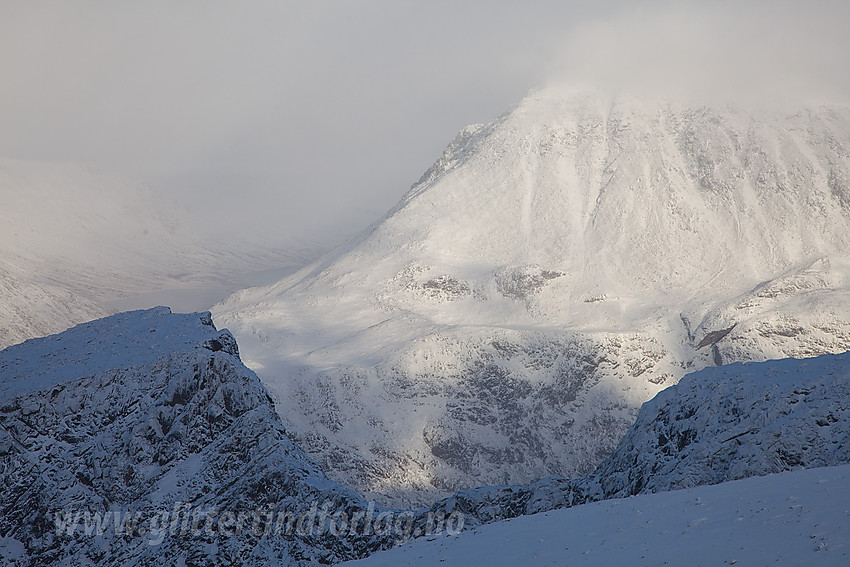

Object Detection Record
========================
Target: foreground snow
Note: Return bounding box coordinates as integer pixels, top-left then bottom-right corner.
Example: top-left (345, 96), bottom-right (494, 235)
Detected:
top-left (2, 308), bottom-right (848, 565)
top-left (346, 464), bottom-right (850, 567)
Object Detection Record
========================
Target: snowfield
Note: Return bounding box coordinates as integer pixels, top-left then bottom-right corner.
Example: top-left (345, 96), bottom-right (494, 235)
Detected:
top-left (214, 86), bottom-right (850, 506)
top-left (344, 463), bottom-right (850, 567)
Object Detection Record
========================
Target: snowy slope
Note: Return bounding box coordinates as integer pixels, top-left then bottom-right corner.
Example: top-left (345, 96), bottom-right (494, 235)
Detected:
top-left (0, 158), bottom-right (315, 349)
top-left (349, 352), bottom-right (850, 565)
top-left (0, 271), bottom-right (111, 351)
top-left (344, 464), bottom-right (850, 567)
top-left (586, 351), bottom-right (850, 499)
top-left (0, 308), bottom-right (404, 566)
top-left (2, 309), bottom-right (847, 565)
top-left (419, 351), bottom-right (850, 525)
top-left (213, 87), bottom-right (850, 506)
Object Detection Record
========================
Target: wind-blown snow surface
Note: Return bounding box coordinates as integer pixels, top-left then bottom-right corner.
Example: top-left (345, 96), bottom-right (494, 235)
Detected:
top-left (0, 158), bottom-right (315, 350)
top-left (214, 87), bottom-right (850, 507)
top-left (344, 464), bottom-right (850, 567)
top-left (213, 87), bottom-right (850, 507)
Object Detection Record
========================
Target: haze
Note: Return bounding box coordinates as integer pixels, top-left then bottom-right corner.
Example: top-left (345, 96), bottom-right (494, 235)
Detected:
top-left (1, 0), bottom-right (847, 254)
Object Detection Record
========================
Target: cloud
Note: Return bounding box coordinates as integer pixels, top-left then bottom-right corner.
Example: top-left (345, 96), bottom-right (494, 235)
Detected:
top-left (0, 1), bottom-right (846, 252)
top-left (547, 0), bottom-right (850, 104)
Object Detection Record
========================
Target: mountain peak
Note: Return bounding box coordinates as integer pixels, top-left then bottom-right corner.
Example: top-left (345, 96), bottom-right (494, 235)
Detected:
top-left (214, 88), bottom-right (850, 506)
top-left (0, 307), bottom-right (237, 402)
top-left (384, 86), bottom-right (850, 292)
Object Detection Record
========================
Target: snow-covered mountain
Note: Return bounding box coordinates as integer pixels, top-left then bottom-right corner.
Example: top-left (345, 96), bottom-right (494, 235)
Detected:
top-left (0, 158), bottom-right (316, 349)
top-left (420, 351), bottom-right (850, 525)
top-left (213, 87), bottom-right (850, 507)
top-left (351, 352), bottom-right (850, 565)
top-left (1, 309), bottom-right (846, 565)
top-left (0, 308), bottom-right (411, 566)
top-left (346, 463), bottom-right (850, 567)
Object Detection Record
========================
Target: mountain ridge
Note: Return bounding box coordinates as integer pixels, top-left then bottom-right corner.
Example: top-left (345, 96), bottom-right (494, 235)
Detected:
top-left (215, 86), bottom-right (850, 507)
top-left (2, 308), bottom-right (848, 564)
top-left (0, 308), bottom-right (404, 565)
top-left (419, 350), bottom-right (850, 526)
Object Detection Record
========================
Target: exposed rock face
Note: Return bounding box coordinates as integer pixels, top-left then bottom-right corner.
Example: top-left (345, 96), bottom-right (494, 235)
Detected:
top-left (213, 88), bottom-right (850, 506)
top-left (1, 308), bottom-right (847, 564)
top-left (0, 308), bottom-right (415, 566)
top-left (423, 351), bottom-right (850, 525)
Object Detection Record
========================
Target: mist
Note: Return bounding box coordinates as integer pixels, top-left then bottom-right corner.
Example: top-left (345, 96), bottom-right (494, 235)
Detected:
top-left (1, 0), bottom-right (847, 254)
top-left (548, 0), bottom-right (850, 105)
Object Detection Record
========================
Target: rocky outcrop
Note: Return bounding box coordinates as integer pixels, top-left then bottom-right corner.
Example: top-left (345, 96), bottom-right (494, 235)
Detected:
top-left (423, 351), bottom-right (850, 525)
top-left (0, 308), bottom-right (417, 566)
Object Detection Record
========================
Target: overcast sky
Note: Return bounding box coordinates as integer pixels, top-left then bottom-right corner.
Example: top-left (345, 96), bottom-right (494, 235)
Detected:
top-left (1, 1), bottom-right (848, 252)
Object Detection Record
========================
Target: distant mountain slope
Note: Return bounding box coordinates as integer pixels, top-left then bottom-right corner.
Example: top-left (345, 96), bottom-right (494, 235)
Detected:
top-left (2, 309), bottom-right (847, 565)
top-left (422, 351), bottom-right (850, 524)
top-left (0, 158), bottom-right (317, 349)
top-left (0, 158), bottom-right (200, 299)
top-left (214, 87), bottom-right (850, 507)
top-left (0, 269), bottom-right (110, 350)
top-left (0, 308), bottom-right (401, 566)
